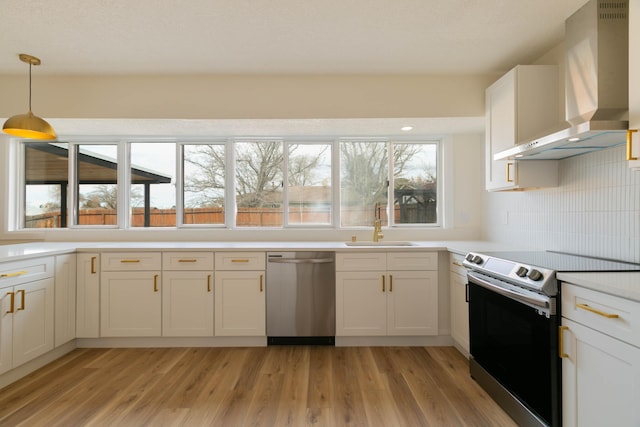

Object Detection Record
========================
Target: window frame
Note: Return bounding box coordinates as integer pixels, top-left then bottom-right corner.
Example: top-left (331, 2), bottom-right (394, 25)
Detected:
top-left (13, 136), bottom-right (444, 232)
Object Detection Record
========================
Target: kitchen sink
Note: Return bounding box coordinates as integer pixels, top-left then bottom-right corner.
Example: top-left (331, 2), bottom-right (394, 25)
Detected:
top-left (344, 241), bottom-right (416, 247)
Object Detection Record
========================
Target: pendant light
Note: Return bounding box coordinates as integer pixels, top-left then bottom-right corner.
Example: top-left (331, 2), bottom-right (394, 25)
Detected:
top-left (3, 54), bottom-right (56, 140)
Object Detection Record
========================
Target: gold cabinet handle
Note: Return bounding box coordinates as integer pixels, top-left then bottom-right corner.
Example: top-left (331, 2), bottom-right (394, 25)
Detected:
top-left (452, 261), bottom-right (464, 267)
top-left (231, 259), bottom-right (249, 263)
top-left (207, 274), bottom-right (212, 292)
top-left (178, 259), bottom-right (197, 263)
top-left (5, 291), bottom-right (15, 314)
top-left (576, 303), bottom-right (619, 319)
top-left (382, 275), bottom-right (385, 292)
top-left (120, 259), bottom-right (141, 263)
top-left (91, 256), bottom-right (97, 274)
top-left (259, 274), bottom-right (264, 292)
top-left (506, 162), bottom-right (514, 183)
top-left (558, 326), bottom-right (569, 358)
top-left (627, 129), bottom-right (638, 161)
top-left (17, 289), bottom-right (25, 311)
top-left (1, 270), bottom-right (27, 278)
top-left (153, 275), bottom-right (159, 292)
top-left (389, 274), bottom-right (393, 292)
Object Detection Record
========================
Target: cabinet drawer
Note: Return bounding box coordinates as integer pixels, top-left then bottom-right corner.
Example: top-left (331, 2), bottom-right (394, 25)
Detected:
top-left (336, 252), bottom-right (387, 272)
top-left (0, 257), bottom-right (54, 288)
top-left (450, 253), bottom-right (467, 277)
top-left (163, 252), bottom-right (214, 270)
top-left (215, 252), bottom-right (265, 270)
top-left (101, 252), bottom-right (162, 271)
top-left (562, 283), bottom-right (640, 348)
top-left (387, 252), bottom-right (437, 271)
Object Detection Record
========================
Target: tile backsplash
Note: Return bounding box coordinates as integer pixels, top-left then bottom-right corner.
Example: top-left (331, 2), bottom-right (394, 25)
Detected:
top-left (484, 145), bottom-right (640, 263)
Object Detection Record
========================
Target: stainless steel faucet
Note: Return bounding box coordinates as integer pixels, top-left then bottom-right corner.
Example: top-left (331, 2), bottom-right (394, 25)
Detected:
top-left (373, 202), bottom-right (384, 242)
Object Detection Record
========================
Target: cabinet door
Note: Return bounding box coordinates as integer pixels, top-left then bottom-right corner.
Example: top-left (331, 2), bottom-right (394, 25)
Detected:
top-left (55, 254), bottom-right (76, 347)
top-left (77, 253), bottom-right (100, 338)
top-left (214, 271), bottom-right (265, 336)
top-left (12, 278), bottom-right (54, 367)
top-left (101, 271), bottom-right (161, 337)
top-left (336, 271), bottom-right (387, 336)
top-left (387, 271), bottom-right (438, 336)
top-left (630, 0), bottom-right (640, 169)
top-left (450, 270), bottom-right (469, 352)
top-left (0, 288), bottom-right (14, 375)
top-left (163, 271), bottom-right (214, 337)
top-left (561, 318), bottom-right (640, 427)
top-left (486, 70), bottom-right (516, 190)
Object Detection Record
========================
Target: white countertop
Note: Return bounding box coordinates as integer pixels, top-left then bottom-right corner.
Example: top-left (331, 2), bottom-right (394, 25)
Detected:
top-left (0, 240), bottom-right (520, 262)
top-left (558, 272), bottom-right (640, 303)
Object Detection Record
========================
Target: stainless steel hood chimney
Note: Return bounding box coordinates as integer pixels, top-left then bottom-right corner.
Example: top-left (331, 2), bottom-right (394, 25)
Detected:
top-left (496, 0), bottom-right (628, 160)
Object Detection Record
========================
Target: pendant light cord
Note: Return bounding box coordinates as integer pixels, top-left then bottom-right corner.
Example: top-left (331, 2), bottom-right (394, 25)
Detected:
top-left (28, 62), bottom-right (33, 113)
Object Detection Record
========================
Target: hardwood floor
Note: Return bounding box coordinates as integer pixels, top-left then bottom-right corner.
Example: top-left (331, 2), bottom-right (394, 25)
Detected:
top-left (0, 346), bottom-right (516, 426)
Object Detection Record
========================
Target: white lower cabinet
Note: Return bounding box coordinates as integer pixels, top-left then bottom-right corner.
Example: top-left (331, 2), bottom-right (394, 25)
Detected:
top-left (0, 257), bottom-right (55, 375)
top-left (54, 254), bottom-right (76, 347)
top-left (449, 253), bottom-right (469, 353)
top-left (336, 252), bottom-right (438, 337)
top-left (162, 271), bottom-right (214, 337)
top-left (76, 253), bottom-right (100, 338)
top-left (561, 283), bottom-right (640, 427)
top-left (214, 270), bottom-right (266, 336)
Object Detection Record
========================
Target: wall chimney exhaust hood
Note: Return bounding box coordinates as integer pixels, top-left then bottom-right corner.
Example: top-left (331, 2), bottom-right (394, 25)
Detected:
top-left (495, 0), bottom-right (628, 161)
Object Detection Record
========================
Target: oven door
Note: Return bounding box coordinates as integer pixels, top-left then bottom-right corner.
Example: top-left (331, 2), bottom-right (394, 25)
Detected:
top-left (468, 273), bottom-right (561, 427)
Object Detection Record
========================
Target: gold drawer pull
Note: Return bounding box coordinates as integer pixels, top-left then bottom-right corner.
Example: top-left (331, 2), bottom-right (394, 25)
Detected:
top-left (17, 289), bottom-right (25, 311)
top-left (452, 261), bottom-right (464, 267)
top-left (231, 259), bottom-right (249, 263)
top-left (558, 326), bottom-right (569, 358)
top-left (382, 275), bottom-right (385, 292)
top-left (120, 259), bottom-right (141, 263)
top-left (627, 129), bottom-right (638, 161)
top-left (1, 270), bottom-right (28, 278)
top-left (91, 256), bottom-right (97, 274)
top-left (207, 275), bottom-right (212, 292)
top-left (5, 291), bottom-right (15, 314)
top-left (506, 162), bottom-right (514, 183)
top-left (576, 303), bottom-right (619, 319)
top-left (259, 274), bottom-right (264, 292)
top-left (153, 275), bottom-right (159, 292)
top-left (178, 259), bottom-right (197, 263)
top-left (389, 274), bottom-right (393, 292)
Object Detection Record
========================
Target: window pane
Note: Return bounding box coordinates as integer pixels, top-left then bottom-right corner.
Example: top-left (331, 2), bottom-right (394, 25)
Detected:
top-left (340, 141), bottom-right (388, 227)
top-left (183, 144), bottom-right (226, 225)
top-left (287, 143), bottom-right (332, 225)
top-left (130, 143), bottom-right (175, 227)
top-left (24, 142), bottom-right (69, 228)
top-left (393, 142), bottom-right (438, 224)
top-left (235, 141), bottom-right (283, 227)
top-left (77, 144), bottom-right (118, 226)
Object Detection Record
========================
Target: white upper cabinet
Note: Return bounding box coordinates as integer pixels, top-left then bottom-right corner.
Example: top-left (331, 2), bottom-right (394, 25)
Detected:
top-left (485, 65), bottom-right (560, 191)
top-left (629, 0), bottom-right (640, 170)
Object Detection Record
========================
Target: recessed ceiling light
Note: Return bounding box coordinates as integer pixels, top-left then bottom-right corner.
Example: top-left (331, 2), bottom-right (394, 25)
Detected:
top-left (568, 137), bottom-right (580, 142)
top-left (401, 126), bottom-right (413, 131)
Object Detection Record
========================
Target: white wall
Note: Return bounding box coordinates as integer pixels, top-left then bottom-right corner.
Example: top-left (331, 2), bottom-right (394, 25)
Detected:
top-left (484, 145), bottom-right (640, 263)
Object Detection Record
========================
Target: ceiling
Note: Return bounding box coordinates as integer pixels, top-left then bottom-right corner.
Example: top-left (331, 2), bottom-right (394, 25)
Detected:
top-left (1, 0), bottom-right (589, 76)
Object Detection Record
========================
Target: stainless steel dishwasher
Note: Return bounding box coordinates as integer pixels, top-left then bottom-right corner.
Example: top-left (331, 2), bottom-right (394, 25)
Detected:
top-left (266, 252), bottom-right (335, 345)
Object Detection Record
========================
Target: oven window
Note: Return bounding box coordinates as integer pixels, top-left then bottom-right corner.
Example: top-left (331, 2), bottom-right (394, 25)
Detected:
top-left (469, 283), bottom-right (559, 425)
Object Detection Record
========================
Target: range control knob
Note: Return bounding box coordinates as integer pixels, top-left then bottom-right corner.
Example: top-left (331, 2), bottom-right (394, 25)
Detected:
top-left (515, 266), bottom-right (528, 277)
top-left (472, 255), bottom-right (484, 265)
top-left (528, 269), bottom-right (543, 281)
top-left (465, 253), bottom-right (475, 262)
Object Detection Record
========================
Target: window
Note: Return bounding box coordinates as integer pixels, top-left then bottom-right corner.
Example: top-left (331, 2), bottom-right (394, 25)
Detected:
top-left (235, 140), bottom-right (283, 227)
top-left (23, 142), bottom-right (69, 228)
top-left (130, 142), bottom-right (175, 227)
top-left (339, 140), bottom-right (439, 227)
top-left (16, 137), bottom-right (440, 231)
top-left (182, 143), bottom-right (226, 226)
top-left (287, 142), bottom-right (332, 226)
top-left (76, 144), bottom-right (119, 226)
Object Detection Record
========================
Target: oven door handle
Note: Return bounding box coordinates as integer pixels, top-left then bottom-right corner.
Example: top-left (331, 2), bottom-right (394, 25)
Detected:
top-left (467, 271), bottom-right (550, 309)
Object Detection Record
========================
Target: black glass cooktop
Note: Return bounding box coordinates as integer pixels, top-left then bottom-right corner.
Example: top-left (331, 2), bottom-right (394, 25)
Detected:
top-left (480, 251), bottom-right (640, 273)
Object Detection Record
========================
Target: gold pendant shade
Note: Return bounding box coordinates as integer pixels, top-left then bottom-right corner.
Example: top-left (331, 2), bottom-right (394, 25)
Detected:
top-left (2, 54), bottom-right (56, 140)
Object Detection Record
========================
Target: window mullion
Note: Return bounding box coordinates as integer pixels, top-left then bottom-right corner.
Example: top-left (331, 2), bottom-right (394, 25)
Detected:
top-left (68, 144), bottom-right (78, 227)
top-left (175, 143), bottom-right (184, 227)
top-left (388, 141), bottom-right (394, 227)
top-left (118, 141), bottom-right (131, 229)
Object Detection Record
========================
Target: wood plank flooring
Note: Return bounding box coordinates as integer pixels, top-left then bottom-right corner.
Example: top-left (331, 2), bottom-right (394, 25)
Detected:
top-left (0, 346), bottom-right (516, 426)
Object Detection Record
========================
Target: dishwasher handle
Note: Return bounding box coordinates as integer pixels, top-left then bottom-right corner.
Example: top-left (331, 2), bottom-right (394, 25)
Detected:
top-left (268, 258), bottom-right (334, 264)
